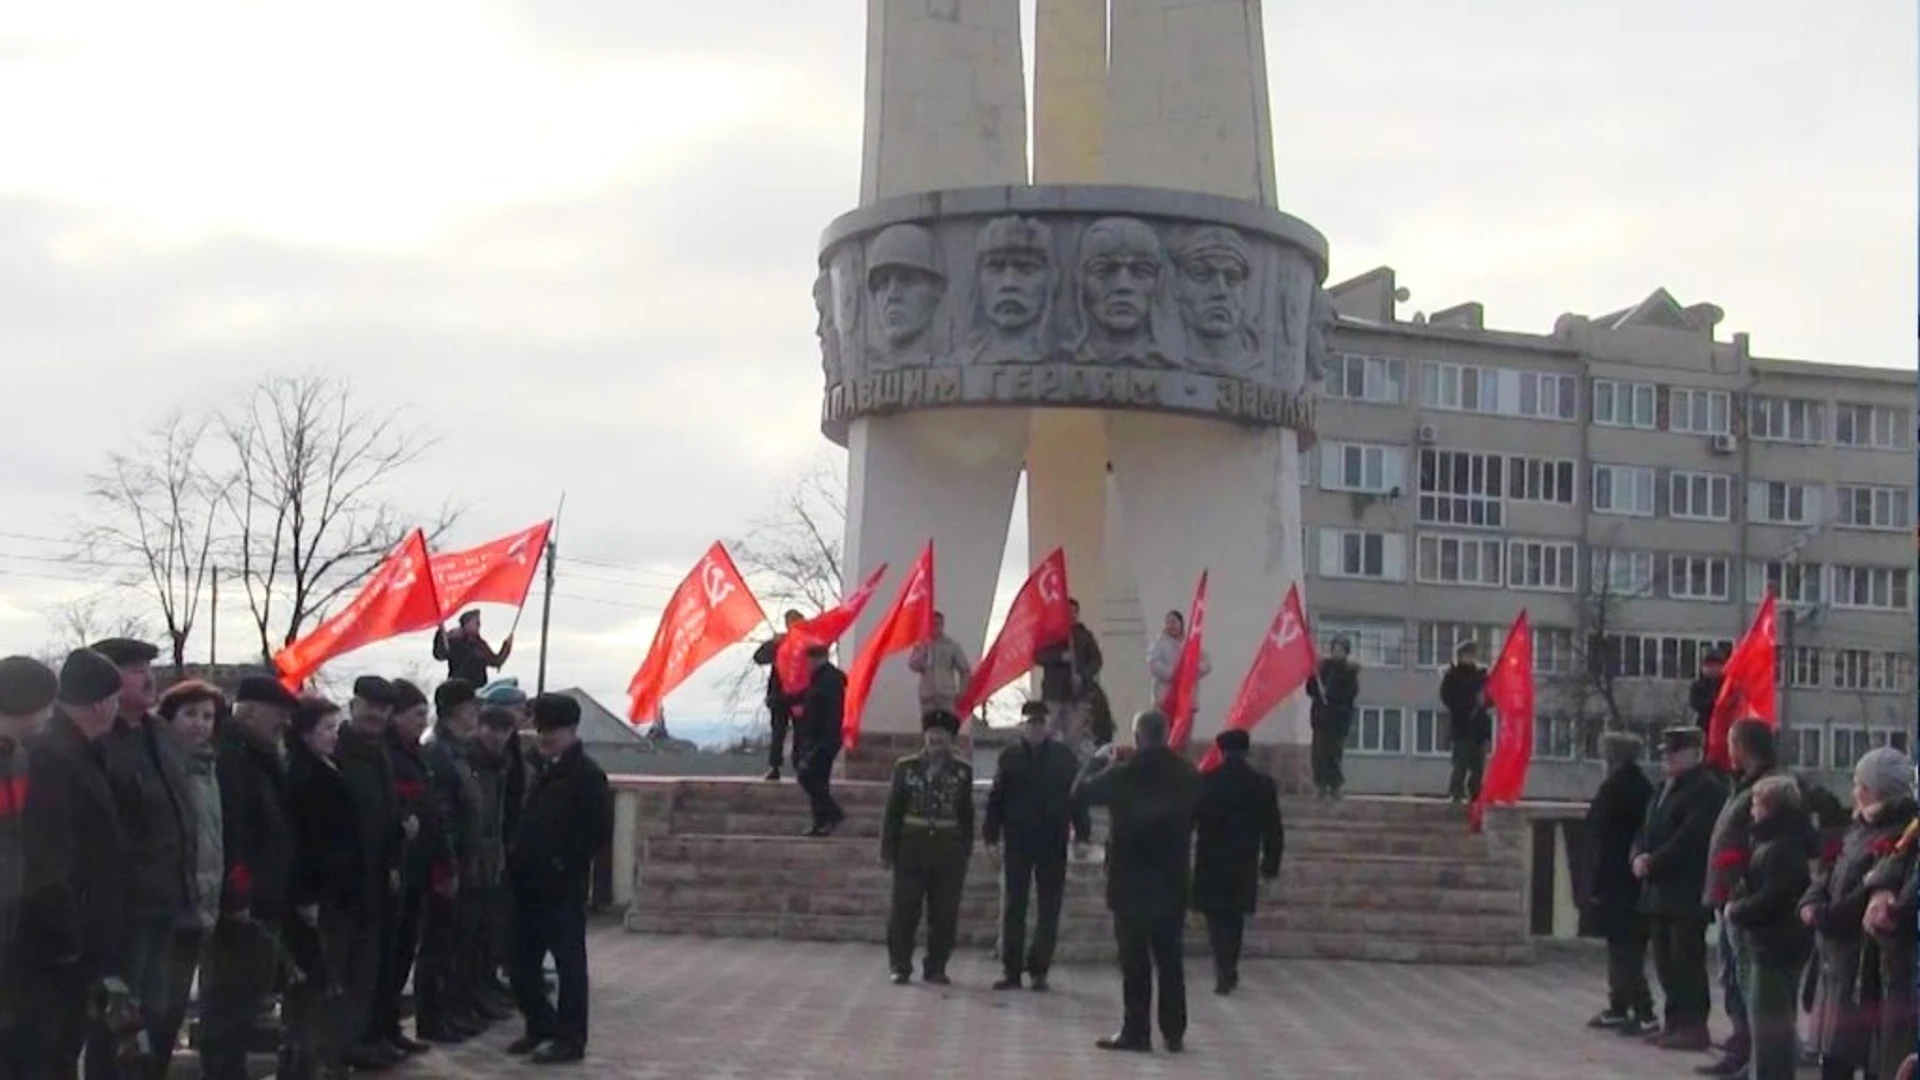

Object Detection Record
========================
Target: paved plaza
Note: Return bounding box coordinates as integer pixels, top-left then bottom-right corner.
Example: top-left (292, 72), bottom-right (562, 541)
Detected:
top-left (412, 923), bottom-right (1725, 1079)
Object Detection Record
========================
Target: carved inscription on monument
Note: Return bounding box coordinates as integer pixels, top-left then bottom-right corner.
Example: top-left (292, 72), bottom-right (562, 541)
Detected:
top-left (817, 187), bottom-right (1328, 443)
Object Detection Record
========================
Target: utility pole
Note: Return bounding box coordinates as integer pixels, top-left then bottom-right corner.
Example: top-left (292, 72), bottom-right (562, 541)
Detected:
top-left (535, 533), bottom-right (557, 696)
top-left (209, 566), bottom-right (219, 666)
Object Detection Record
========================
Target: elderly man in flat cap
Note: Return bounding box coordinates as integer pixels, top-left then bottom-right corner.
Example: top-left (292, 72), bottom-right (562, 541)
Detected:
top-left (332, 676), bottom-right (412, 1072)
top-left (505, 693), bottom-right (613, 1066)
top-left (88, 637), bottom-right (197, 1078)
top-left (4, 650), bottom-right (128, 1076)
top-left (0, 655), bottom-right (57, 1062)
top-left (199, 675), bottom-right (300, 1080)
top-left (1630, 726), bottom-right (1728, 1050)
top-left (1191, 729), bottom-right (1284, 997)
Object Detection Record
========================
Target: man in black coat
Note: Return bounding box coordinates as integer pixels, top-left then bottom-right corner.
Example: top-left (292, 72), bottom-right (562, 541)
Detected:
top-left (417, 680), bottom-right (493, 1041)
top-left (201, 676), bottom-right (300, 1080)
top-left (1306, 638), bottom-right (1359, 800)
top-left (4, 649), bottom-right (127, 1077)
top-left (1072, 710), bottom-right (1203, 1055)
top-left (982, 702), bottom-right (1090, 992)
top-left (505, 694), bottom-right (614, 1066)
top-left (1688, 646), bottom-right (1728, 738)
top-left (1583, 731), bottom-right (1656, 1033)
top-left (0, 653), bottom-right (56, 1035)
top-left (1438, 640), bottom-right (1491, 803)
top-left (432, 610), bottom-right (513, 687)
top-left (1632, 726), bottom-right (1728, 1051)
top-left (90, 636), bottom-right (197, 1079)
top-left (1036, 599), bottom-right (1103, 751)
top-left (333, 676), bottom-right (408, 1072)
top-left (789, 645), bottom-right (847, 837)
top-left (1190, 729), bottom-right (1284, 996)
top-left (376, 679), bottom-right (460, 1050)
top-left (750, 610), bottom-right (805, 780)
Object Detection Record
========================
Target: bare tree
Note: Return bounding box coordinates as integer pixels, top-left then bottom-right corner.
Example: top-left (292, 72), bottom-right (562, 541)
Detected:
top-left (720, 456), bottom-right (847, 717)
top-left (1567, 541), bottom-right (1656, 738)
top-left (75, 412), bottom-right (228, 671)
top-left (37, 596), bottom-right (156, 667)
top-left (219, 374), bottom-right (457, 661)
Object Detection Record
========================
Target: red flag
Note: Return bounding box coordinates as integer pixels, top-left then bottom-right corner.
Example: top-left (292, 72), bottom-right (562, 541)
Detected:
top-left (1470, 610), bottom-right (1536, 830)
top-left (625, 543), bottom-right (766, 723)
top-left (1200, 584), bottom-right (1315, 773)
top-left (274, 530), bottom-right (442, 687)
top-left (1162, 570), bottom-right (1210, 751)
top-left (430, 520), bottom-right (551, 618)
top-left (843, 542), bottom-right (935, 749)
top-left (1707, 592), bottom-right (1779, 770)
top-left (957, 549), bottom-right (1073, 717)
top-left (774, 564), bottom-right (891, 699)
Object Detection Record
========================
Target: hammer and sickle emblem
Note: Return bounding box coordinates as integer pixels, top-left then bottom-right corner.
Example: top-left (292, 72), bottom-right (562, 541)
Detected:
top-left (700, 559), bottom-right (734, 608)
top-left (905, 568), bottom-right (929, 607)
top-left (386, 560), bottom-right (418, 595)
top-left (507, 535), bottom-right (532, 565)
top-left (1272, 609), bottom-right (1301, 650)
top-left (1037, 565), bottom-right (1062, 606)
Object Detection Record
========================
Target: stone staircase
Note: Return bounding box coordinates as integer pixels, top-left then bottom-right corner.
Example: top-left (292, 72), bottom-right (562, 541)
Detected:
top-left (621, 778), bottom-right (1535, 965)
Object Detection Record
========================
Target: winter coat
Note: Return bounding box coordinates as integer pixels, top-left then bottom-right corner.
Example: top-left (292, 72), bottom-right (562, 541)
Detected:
top-left (102, 713), bottom-right (195, 919)
top-left (1307, 658), bottom-right (1360, 735)
top-left (752, 635), bottom-right (797, 714)
top-left (507, 742), bottom-right (614, 905)
top-left (1583, 761), bottom-right (1655, 936)
top-left (791, 663), bottom-right (847, 749)
top-left (1037, 624), bottom-right (1103, 705)
top-left (179, 746), bottom-right (224, 932)
top-left (1859, 821), bottom-right (1919, 1080)
top-left (0, 739), bottom-right (27, 988)
top-left (1703, 763), bottom-right (1842, 908)
top-left (388, 730), bottom-right (446, 888)
top-left (1687, 672), bottom-right (1722, 734)
top-left (285, 739), bottom-right (364, 916)
top-left (1072, 746), bottom-right (1202, 923)
top-left (432, 628), bottom-right (510, 686)
top-left (467, 741), bottom-right (509, 888)
top-left (1191, 755), bottom-right (1284, 915)
top-left (1802, 797), bottom-right (1918, 1061)
top-left (1147, 633), bottom-right (1210, 710)
top-left (1437, 662), bottom-right (1491, 744)
top-left (1633, 764), bottom-right (1727, 918)
top-left (422, 724), bottom-right (485, 886)
top-left (334, 724), bottom-right (401, 901)
top-left (214, 722), bottom-right (293, 922)
top-left (982, 737), bottom-right (1088, 857)
top-left (13, 714), bottom-right (127, 978)
top-left (907, 636), bottom-right (971, 708)
top-left (1724, 809), bottom-right (1815, 970)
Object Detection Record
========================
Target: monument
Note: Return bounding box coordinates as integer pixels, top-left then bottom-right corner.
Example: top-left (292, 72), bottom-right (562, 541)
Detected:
top-left (825, 0), bottom-right (1329, 780)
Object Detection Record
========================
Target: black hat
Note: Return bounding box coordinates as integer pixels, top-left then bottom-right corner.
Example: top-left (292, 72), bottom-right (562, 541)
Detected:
top-left (433, 679), bottom-right (477, 715)
top-left (0, 655), bottom-right (58, 716)
top-left (921, 709), bottom-right (960, 736)
top-left (478, 705), bottom-right (519, 730)
top-left (1019, 701), bottom-right (1049, 723)
top-left (89, 637), bottom-right (159, 667)
top-left (458, 609), bottom-right (481, 626)
top-left (389, 679), bottom-right (428, 712)
top-left (1705, 644), bottom-right (1731, 664)
top-left (352, 675), bottom-right (397, 707)
top-left (1661, 727), bottom-right (1705, 754)
top-left (1214, 729), bottom-right (1251, 755)
top-left (57, 649), bottom-right (123, 708)
top-left (531, 693), bottom-right (581, 732)
top-left (235, 676), bottom-right (300, 711)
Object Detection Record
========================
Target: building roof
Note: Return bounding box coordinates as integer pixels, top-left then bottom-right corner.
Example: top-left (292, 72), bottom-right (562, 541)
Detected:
top-left (554, 687), bottom-right (647, 747)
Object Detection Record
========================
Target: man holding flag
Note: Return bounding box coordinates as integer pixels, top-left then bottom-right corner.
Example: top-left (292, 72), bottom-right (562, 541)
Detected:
top-left (433, 610), bottom-right (513, 687)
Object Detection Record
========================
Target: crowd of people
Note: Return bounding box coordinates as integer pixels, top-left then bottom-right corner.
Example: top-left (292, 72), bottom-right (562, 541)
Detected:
top-left (0, 615), bottom-right (615, 1079)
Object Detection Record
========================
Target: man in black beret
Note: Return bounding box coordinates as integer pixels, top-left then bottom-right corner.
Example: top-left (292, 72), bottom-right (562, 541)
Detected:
top-left (1191, 729), bottom-right (1284, 996)
top-left (787, 644), bottom-right (848, 838)
top-left (373, 679), bottom-right (456, 1053)
top-left (0, 654), bottom-right (56, 1035)
top-left (89, 636), bottom-right (198, 1080)
top-left (881, 709), bottom-right (975, 986)
top-left (416, 680), bottom-right (495, 1042)
top-left (3, 650), bottom-right (129, 1076)
top-left (334, 677), bottom-right (408, 1070)
top-left (1629, 725), bottom-right (1727, 1049)
top-left (201, 674), bottom-right (299, 1080)
top-left (982, 700), bottom-right (1089, 992)
top-left (505, 693), bottom-right (612, 1065)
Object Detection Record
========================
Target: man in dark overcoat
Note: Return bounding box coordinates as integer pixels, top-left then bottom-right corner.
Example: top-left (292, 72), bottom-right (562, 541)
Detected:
top-left (1190, 729), bottom-right (1283, 996)
top-left (982, 702), bottom-right (1089, 992)
top-left (333, 676), bottom-right (407, 1072)
top-left (1583, 731), bottom-right (1655, 1033)
top-left (1632, 726), bottom-right (1727, 1051)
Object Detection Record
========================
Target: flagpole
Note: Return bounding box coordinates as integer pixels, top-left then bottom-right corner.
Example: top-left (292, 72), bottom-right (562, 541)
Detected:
top-left (534, 493), bottom-right (564, 695)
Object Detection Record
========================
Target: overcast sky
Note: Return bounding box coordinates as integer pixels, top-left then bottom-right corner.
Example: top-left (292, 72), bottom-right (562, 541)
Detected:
top-left (0, 0), bottom-right (1912, 736)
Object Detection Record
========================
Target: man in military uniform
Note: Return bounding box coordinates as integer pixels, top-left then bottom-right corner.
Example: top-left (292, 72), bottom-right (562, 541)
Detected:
top-left (880, 709), bottom-right (975, 986)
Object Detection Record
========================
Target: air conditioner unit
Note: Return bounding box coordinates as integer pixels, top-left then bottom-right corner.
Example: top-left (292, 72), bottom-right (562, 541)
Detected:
top-left (1416, 424), bottom-right (1439, 445)
top-left (1709, 433), bottom-right (1738, 455)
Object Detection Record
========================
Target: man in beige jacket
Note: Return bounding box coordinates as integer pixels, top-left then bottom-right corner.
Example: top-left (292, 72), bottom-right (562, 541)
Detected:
top-left (908, 611), bottom-right (972, 716)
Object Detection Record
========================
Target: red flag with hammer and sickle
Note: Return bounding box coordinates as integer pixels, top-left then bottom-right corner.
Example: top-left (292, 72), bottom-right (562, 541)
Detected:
top-left (274, 529), bottom-right (442, 688)
top-left (1200, 583), bottom-right (1315, 773)
top-left (957, 549), bottom-right (1073, 717)
top-left (842, 542), bottom-right (935, 749)
top-left (774, 564), bottom-right (891, 700)
top-left (429, 520), bottom-right (551, 618)
top-left (626, 543), bottom-right (766, 723)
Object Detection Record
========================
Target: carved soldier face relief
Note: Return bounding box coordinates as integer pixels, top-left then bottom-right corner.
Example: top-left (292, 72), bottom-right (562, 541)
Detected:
top-left (974, 216), bottom-right (1053, 335)
top-left (1171, 227), bottom-right (1252, 341)
top-left (866, 223), bottom-right (946, 350)
top-left (1079, 218), bottom-right (1163, 336)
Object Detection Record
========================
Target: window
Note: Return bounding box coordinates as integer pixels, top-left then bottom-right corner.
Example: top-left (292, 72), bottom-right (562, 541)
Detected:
top-left (1592, 378), bottom-right (1657, 429)
top-left (1833, 728), bottom-right (1874, 771)
top-left (1507, 540), bottom-right (1578, 592)
top-left (1747, 560), bottom-right (1822, 606)
top-left (1778, 645), bottom-right (1822, 688)
top-left (1324, 352), bottom-right (1407, 404)
top-left (1831, 649), bottom-right (1912, 693)
top-left (1415, 622), bottom-right (1508, 668)
top-left (1595, 633), bottom-right (1735, 680)
top-left (1412, 709), bottom-right (1453, 757)
top-left (1415, 534), bottom-right (1504, 587)
top-left (1591, 550), bottom-right (1656, 597)
top-left (1417, 449), bottom-right (1505, 528)
top-left (1505, 455), bottom-right (1578, 504)
top-left (1834, 403), bottom-right (1910, 450)
top-left (1420, 362), bottom-right (1576, 420)
top-left (1748, 481), bottom-right (1821, 526)
top-left (1667, 556), bottom-right (1731, 602)
top-left (1830, 565), bottom-right (1912, 611)
top-left (1835, 485), bottom-right (1913, 531)
top-left (1345, 706), bottom-right (1406, 755)
top-left (1668, 471), bottom-right (1732, 521)
top-left (1671, 388), bottom-right (1732, 435)
top-left (1533, 627), bottom-right (1576, 676)
top-left (1748, 396), bottom-right (1825, 444)
top-left (1316, 529), bottom-right (1407, 581)
top-left (1319, 441), bottom-right (1406, 494)
top-left (1531, 714), bottom-right (1579, 761)
top-left (1315, 618), bottom-right (1406, 668)
top-left (1592, 464), bottom-right (1656, 516)
top-left (1782, 726), bottom-right (1823, 771)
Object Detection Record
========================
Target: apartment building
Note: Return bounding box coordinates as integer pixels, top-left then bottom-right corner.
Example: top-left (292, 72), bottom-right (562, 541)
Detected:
top-left (1307, 268), bottom-right (1917, 800)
